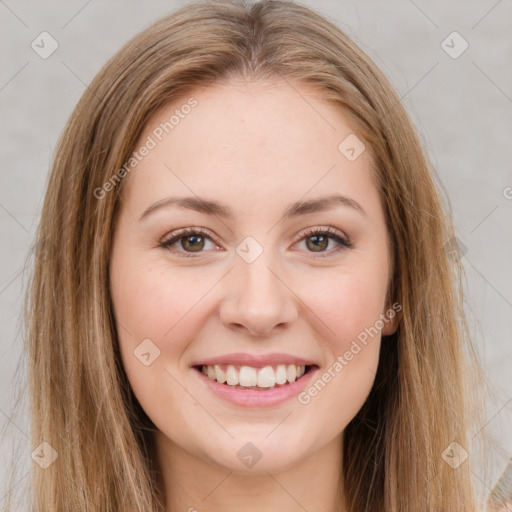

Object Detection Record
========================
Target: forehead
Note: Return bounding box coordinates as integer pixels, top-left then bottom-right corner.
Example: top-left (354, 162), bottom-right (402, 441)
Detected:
top-left (121, 79), bottom-right (379, 218)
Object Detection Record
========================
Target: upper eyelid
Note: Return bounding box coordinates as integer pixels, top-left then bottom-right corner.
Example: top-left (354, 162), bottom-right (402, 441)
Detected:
top-left (301, 225), bottom-right (350, 241)
top-left (160, 227), bottom-right (221, 246)
top-left (160, 226), bottom-right (350, 250)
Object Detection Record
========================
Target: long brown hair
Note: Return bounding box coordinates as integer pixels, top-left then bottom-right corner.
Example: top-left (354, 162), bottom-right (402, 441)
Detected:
top-left (7, 0), bottom-right (491, 510)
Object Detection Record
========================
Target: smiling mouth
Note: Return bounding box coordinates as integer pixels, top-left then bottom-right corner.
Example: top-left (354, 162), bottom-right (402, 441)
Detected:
top-left (194, 363), bottom-right (317, 390)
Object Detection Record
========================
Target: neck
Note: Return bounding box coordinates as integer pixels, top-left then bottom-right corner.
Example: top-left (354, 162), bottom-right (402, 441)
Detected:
top-left (154, 431), bottom-right (345, 512)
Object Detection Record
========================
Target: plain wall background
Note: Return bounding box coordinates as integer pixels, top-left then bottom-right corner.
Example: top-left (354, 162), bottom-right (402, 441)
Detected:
top-left (1, 0), bottom-right (511, 503)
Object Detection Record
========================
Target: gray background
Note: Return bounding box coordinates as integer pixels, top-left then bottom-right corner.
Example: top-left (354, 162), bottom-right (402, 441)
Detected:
top-left (1, 0), bottom-right (511, 503)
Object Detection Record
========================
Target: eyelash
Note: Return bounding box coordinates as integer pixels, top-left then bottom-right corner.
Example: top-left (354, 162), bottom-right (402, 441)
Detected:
top-left (158, 226), bottom-right (352, 259)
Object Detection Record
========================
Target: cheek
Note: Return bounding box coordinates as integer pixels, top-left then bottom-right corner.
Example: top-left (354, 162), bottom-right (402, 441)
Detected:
top-left (111, 258), bottom-right (202, 342)
top-left (296, 272), bottom-right (385, 434)
top-left (109, 261), bottom-right (209, 424)
top-left (110, 257), bottom-right (224, 398)
top-left (306, 268), bottom-right (388, 347)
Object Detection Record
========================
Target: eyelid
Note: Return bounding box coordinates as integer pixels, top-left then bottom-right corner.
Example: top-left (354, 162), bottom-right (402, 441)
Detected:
top-left (158, 225), bottom-right (352, 257)
top-left (299, 225), bottom-right (351, 245)
top-left (293, 225), bottom-right (352, 259)
top-left (159, 227), bottom-right (222, 253)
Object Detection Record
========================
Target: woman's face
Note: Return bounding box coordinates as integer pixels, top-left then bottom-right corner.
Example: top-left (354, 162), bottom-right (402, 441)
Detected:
top-left (109, 79), bottom-right (398, 474)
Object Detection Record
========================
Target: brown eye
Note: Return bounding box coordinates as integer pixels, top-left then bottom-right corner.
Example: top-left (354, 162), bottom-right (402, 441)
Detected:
top-left (297, 227), bottom-right (352, 259)
top-left (159, 227), bottom-right (219, 257)
top-left (305, 234), bottom-right (329, 252)
top-left (180, 234), bottom-right (205, 252)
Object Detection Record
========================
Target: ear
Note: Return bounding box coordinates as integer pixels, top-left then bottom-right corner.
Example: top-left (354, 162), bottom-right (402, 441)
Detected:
top-left (381, 301), bottom-right (401, 336)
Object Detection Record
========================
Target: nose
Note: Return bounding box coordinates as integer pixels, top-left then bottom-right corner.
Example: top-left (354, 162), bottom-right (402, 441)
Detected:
top-left (218, 251), bottom-right (298, 337)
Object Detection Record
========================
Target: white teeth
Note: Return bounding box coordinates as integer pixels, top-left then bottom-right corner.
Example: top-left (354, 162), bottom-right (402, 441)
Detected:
top-left (239, 366), bottom-right (257, 386)
top-left (200, 363), bottom-right (308, 388)
top-left (214, 364), bottom-right (226, 384)
top-left (275, 364), bottom-right (288, 385)
top-left (226, 365), bottom-right (238, 385)
top-left (286, 364), bottom-right (297, 383)
top-left (257, 366), bottom-right (275, 388)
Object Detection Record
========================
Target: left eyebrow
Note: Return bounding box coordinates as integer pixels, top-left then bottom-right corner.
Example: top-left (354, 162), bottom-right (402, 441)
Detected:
top-left (138, 193), bottom-right (367, 222)
top-left (138, 195), bottom-right (233, 221)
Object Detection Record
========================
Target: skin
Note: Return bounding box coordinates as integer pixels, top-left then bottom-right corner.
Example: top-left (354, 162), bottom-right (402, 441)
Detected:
top-left (109, 78), bottom-right (398, 512)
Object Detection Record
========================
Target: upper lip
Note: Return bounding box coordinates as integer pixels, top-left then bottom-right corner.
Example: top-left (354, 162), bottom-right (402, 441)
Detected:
top-left (192, 353), bottom-right (318, 368)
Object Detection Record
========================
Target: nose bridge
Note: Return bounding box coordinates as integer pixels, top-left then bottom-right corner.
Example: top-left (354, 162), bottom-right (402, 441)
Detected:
top-left (220, 238), bottom-right (297, 335)
top-left (240, 252), bottom-right (282, 308)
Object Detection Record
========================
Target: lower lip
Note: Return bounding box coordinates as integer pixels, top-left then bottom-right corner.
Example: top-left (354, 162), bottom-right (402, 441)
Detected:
top-left (193, 366), bottom-right (319, 407)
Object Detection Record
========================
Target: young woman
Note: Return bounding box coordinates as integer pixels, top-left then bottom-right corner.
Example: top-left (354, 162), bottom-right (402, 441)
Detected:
top-left (11, 0), bottom-right (497, 510)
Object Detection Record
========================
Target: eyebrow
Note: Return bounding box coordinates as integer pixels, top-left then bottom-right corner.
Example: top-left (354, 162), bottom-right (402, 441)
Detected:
top-left (138, 193), bottom-right (367, 221)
